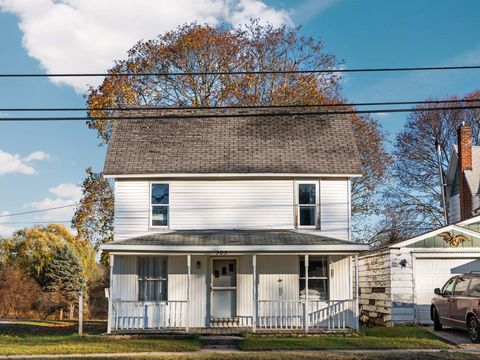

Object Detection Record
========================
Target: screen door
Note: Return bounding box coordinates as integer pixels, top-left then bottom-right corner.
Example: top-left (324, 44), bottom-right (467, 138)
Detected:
top-left (211, 259), bottom-right (237, 319)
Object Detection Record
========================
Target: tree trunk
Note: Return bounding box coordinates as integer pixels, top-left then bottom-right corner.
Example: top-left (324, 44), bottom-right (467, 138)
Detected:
top-left (69, 304), bottom-right (74, 320)
top-left (59, 308), bottom-right (63, 320)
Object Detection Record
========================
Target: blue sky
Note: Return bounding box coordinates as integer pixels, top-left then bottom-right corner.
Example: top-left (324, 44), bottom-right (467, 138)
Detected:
top-left (0, 0), bottom-right (479, 235)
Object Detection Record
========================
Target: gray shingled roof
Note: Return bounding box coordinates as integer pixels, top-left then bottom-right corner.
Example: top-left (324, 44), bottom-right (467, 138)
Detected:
top-left (108, 230), bottom-right (356, 247)
top-left (103, 108), bottom-right (362, 176)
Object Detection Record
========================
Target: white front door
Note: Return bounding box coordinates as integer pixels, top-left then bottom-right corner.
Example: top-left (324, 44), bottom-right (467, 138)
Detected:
top-left (414, 257), bottom-right (480, 324)
top-left (211, 259), bottom-right (237, 319)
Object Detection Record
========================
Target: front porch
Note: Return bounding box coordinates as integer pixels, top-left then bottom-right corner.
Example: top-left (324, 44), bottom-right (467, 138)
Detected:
top-left (102, 230), bottom-right (367, 334)
top-left (110, 298), bottom-right (357, 333)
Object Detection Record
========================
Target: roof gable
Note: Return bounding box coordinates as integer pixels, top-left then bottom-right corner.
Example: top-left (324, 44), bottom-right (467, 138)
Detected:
top-left (388, 215), bottom-right (480, 249)
top-left (103, 108), bottom-right (362, 177)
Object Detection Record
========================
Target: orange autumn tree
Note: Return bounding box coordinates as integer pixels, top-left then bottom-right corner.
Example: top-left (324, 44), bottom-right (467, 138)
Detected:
top-left (84, 20), bottom-right (389, 242)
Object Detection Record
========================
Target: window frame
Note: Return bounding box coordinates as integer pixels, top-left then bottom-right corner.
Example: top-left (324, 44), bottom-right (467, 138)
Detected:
top-left (137, 256), bottom-right (168, 302)
top-left (299, 255), bottom-right (329, 301)
top-left (296, 180), bottom-right (319, 229)
top-left (442, 277), bottom-right (456, 296)
top-left (467, 277), bottom-right (480, 297)
top-left (453, 276), bottom-right (471, 296)
top-left (150, 181), bottom-right (170, 229)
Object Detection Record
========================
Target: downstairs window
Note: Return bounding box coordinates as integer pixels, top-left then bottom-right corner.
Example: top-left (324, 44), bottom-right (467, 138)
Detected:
top-left (138, 257), bottom-right (168, 301)
top-left (299, 256), bottom-right (329, 300)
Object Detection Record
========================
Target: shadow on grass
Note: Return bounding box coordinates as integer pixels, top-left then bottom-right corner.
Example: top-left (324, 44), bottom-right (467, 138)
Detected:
top-left (0, 319), bottom-right (107, 335)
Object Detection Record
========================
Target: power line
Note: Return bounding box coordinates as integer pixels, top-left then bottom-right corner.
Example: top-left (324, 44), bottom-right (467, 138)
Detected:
top-left (0, 220), bottom-right (72, 224)
top-left (1, 105), bottom-right (480, 121)
top-left (2, 98), bottom-right (480, 112)
top-left (0, 204), bottom-right (79, 218)
top-left (1, 65), bottom-right (480, 78)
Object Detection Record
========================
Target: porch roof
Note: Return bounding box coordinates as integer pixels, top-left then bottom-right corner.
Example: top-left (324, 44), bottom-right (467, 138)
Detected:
top-left (101, 230), bottom-right (368, 253)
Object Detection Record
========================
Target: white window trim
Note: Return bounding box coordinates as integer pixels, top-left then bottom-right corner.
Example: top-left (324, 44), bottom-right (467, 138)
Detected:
top-left (150, 181), bottom-right (170, 229)
top-left (295, 180), bottom-right (319, 229)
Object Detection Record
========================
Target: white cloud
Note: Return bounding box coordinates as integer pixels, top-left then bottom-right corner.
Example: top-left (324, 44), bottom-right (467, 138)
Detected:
top-left (24, 183), bottom-right (82, 222)
top-left (292, 0), bottom-right (339, 23)
top-left (0, 211), bottom-right (17, 238)
top-left (0, 149), bottom-right (51, 175)
top-left (23, 151), bottom-right (51, 162)
top-left (0, 0), bottom-right (292, 93)
top-left (49, 183), bottom-right (82, 201)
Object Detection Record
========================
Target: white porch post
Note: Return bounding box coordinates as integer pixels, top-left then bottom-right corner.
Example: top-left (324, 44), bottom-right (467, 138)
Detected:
top-left (186, 254), bottom-right (191, 333)
top-left (304, 254), bottom-right (309, 333)
top-left (107, 254), bottom-right (114, 334)
top-left (252, 254), bottom-right (257, 332)
top-left (354, 254), bottom-right (360, 331)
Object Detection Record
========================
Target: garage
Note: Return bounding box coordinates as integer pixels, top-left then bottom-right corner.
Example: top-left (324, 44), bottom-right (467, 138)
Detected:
top-left (414, 256), bottom-right (480, 324)
top-left (359, 215), bottom-right (480, 326)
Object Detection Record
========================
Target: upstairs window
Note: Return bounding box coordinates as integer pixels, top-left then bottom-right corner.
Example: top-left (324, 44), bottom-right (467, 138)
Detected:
top-left (151, 183), bottom-right (169, 227)
top-left (138, 257), bottom-right (168, 301)
top-left (297, 182), bottom-right (318, 228)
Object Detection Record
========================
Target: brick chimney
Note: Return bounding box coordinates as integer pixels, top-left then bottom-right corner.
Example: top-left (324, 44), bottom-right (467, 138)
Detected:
top-left (457, 123), bottom-right (473, 220)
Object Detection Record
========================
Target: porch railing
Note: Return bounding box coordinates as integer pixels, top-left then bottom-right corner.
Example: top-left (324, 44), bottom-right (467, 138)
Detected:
top-left (257, 299), bottom-right (355, 331)
top-left (111, 300), bottom-right (187, 331)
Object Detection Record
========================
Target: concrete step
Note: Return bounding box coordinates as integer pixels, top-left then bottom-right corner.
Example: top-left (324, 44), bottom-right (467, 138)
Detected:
top-left (200, 335), bottom-right (243, 349)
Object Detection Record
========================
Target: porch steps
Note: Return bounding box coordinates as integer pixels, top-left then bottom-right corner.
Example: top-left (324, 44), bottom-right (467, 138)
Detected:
top-left (200, 335), bottom-right (243, 350)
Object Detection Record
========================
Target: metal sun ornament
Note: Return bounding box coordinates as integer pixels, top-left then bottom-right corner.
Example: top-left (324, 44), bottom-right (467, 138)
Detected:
top-left (438, 232), bottom-right (469, 248)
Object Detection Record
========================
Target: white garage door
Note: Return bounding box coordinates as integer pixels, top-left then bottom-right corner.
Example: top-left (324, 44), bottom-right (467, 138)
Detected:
top-left (414, 257), bottom-right (480, 324)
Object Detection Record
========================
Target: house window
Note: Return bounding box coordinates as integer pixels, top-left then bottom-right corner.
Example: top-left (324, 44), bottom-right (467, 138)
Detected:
top-left (151, 183), bottom-right (169, 227)
top-left (297, 182), bottom-right (318, 228)
top-left (299, 256), bottom-right (328, 300)
top-left (138, 257), bottom-right (167, 301)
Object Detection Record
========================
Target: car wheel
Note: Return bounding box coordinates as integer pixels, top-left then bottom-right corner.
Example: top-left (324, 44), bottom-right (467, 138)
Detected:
top-left (467, 315), bottom-right (480, 343)
top-left (432, 307), bottom-right (442, 331)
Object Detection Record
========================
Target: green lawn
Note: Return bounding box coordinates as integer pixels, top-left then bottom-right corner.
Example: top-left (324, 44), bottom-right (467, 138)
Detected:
top-left (0, 320), bottom-right (200, 355)
top-left (22, 351), bottom-right (480, 360)
top-left (239, 326), bottom-right (450, 351)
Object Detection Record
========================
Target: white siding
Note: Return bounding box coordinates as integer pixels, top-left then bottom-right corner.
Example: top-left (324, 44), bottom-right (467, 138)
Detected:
top-left (257, 255), bottom-right (299, 301)
top-left (448, 193), bottom-right (460, 223)
top-left (111, 255), bottom-right (137, 301)
top-left (329, 255), bottom-right (352, 300)
top-left (237, 255), bottom-right (254, 326)
top-left (170, 180), bottom-right (294, 230)
top-left (320, 179), bottom-right (350, 240)
top-left (114, 178), bottom-right (351, 241)
top-left (114, 181), bottom-right (150, 240)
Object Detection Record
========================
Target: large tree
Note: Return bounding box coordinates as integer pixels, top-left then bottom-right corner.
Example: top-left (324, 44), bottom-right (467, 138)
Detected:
top-left (72, 167), bottom-right (114, 256)
top-left (0, 224), bottom-right (95, 288)
top-left (375, 91), bottom-right (480, 244)
top-left (84, 21), bottom-right (390, 242)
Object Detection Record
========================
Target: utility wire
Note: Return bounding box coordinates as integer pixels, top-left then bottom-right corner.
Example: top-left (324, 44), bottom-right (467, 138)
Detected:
top-left (0, 221), bottom-right (72, 224)
top-left (1, 65), bottom-right (480, 78)
top-left (0, 204), bottom-right (80, 217)
top-left (2, 98), bottom-right (480, 112)
top-left (1, 105), bottom-right (480, 121)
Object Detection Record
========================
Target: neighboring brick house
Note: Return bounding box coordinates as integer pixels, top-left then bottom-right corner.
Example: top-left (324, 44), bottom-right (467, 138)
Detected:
top-left (446, 123), bottom-right (480, 223)
top-left (100, 107), bottom-right (368, 333)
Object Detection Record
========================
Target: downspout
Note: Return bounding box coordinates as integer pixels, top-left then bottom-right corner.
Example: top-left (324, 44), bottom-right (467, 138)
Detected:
top-left (435, 141), bottom-right (448, 224)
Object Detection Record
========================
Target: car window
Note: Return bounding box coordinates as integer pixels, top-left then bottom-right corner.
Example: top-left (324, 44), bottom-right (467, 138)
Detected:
top-left (453, 277), bottom-right (470, 296)
top-left (442, 278), bottom-right (456, 295)
top-left (468, 278), bottom-right (480, 297)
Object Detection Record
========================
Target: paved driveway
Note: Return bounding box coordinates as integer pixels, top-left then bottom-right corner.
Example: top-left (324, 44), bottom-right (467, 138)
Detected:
top-left (427, 326), bottom-right (480, 350)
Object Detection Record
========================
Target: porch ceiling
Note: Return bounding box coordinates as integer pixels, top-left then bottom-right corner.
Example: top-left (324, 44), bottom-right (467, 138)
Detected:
top-left (101, 229), bottom-right (368, 253)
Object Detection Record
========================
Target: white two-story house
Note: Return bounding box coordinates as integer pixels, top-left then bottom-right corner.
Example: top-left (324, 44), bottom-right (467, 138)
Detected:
top-left (100, 108), bottom-right (368, 333)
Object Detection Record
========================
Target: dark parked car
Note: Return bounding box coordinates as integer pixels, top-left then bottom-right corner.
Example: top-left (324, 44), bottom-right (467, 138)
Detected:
top-left (431, 273), bottom-right (480, 343)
